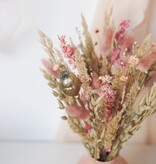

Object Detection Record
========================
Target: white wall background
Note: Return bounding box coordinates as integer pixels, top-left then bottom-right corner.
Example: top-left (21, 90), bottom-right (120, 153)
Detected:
top-left (0, 0), bottom-right (97, 141)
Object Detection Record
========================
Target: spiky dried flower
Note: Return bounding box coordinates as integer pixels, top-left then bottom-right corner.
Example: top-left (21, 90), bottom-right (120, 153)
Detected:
top-left (40, 14), bottom-right (156, 162)
top-left (75, 50), bottom-right (92, 90)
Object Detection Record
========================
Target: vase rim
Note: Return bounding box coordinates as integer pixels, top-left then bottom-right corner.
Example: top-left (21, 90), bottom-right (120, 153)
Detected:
top-left (92, 155), bottom-right (119, 163)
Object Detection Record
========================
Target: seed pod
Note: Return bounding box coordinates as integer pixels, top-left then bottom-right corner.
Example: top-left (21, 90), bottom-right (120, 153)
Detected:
top-left (57, 99), bottom-right (65, 109)
top-left (58, 93), bottom-right (65, 100)
top-left (48, 82), bottom-right (57, 88)
top-left (52, 90), bottom-right (58, 97)
top-left (61, 116), bottom-right (68, 120)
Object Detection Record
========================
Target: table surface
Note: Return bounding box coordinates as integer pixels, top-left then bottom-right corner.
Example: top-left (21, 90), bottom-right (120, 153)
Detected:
top-left (0, 141), bottom-right (155, 164)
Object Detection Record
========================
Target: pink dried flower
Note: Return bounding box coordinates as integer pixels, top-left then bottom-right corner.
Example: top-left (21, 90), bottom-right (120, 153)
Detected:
top-left (111, 48), bottom-right (121, 64)
top-left (59, 35), bottom-right (76, 66)
top-left (80, 89), bottom-right (91, 103)
top-left (67, 105), bottom-right (90, 120)
top-left (115, 20), bottom-right (131, 46)
top-left (119, 20), bottom-right (131, 30)
top-left (115, 31), bottom-right (125, 45)
top-left (99, 84), bottom-right (116, 109)
top-left (145, 71), bottom-right (156, 87)
top-left (63, 46), bottom-right (75, 58)
top-left (112, 21), bottom-right (133, 67)
top-left (41, 59), bottom-right (59, 78)
top-left (138, 45), bottom-right (156, 72)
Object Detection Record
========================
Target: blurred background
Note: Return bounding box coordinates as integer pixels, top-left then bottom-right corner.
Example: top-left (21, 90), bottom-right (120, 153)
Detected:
top-left (0, 0), bottom-right (97, 141)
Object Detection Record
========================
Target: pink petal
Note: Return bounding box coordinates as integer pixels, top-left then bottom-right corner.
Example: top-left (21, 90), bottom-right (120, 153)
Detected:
top-left (111, 48), bottom-right (121, 64)
top-left (119, 20), bottom-right (131, 29)
top-left (115, 31), bottom-right (124, 45)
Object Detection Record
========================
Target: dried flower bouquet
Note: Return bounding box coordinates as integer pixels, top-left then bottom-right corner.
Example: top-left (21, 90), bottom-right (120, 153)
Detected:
top-left (39, 13), bottom-right (156, 162)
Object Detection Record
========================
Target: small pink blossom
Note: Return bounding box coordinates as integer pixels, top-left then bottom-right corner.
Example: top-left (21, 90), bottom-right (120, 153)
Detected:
top-left (111, 48), bottom-right (121, 64)
top-left (41, 59), bottom-right (59, 78)
top-left (115, 31), bottom-right (125, 45)
top-left (62, 46), bottom-right (75, 58)
top-left (80, 90), bottom-right (91, 103)
top-left (99, 84), bottom-right (116, 110)
top-left (112, 20), bottom-right (132, 67)
top-left (67, 105), bottom-right (90, 120)
top-left (59, 35), bottom-right (76, 67)
top-left (119, 20), bottom-right (131, 30)
top-left (115, 20), bottom-right (131, 45)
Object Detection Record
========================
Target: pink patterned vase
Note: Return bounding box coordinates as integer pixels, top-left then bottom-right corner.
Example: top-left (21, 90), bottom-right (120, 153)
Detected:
top-left (77, 155), bottom-right (128, 164)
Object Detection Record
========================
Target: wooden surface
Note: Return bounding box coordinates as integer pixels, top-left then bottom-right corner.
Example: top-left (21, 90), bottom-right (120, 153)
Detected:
top-left (0, 141), bottom-right (155, 164)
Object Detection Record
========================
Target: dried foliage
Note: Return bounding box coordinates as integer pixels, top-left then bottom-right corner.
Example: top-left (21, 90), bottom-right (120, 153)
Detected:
top-left (104, 112), bottom-right (122, 149)
top-left (75, 50), bottom-right (91, 90)
top-left (40, 15), bottom-right (156, 162)
top-left (81, 15), bottom-right (99, 74)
